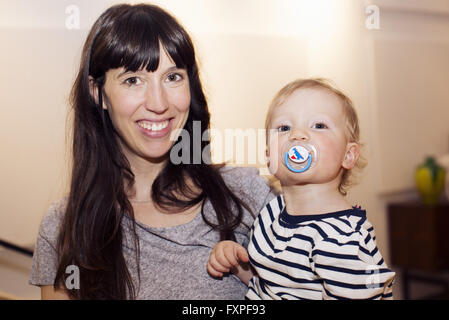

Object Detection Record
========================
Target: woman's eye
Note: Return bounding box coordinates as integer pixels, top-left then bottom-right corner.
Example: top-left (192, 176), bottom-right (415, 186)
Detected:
top-left (313, 122), bottom-right (328, 129)
top-left (277, 125), bottom-right (291, 132)
top-left (124, 77), bottom-right (141, 86)
top-left (166, 73), bottom-right (183, 82)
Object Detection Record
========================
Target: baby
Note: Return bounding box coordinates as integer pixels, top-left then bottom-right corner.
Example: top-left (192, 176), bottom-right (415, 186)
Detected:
top-left (207, 78), bottom-right (395, 299)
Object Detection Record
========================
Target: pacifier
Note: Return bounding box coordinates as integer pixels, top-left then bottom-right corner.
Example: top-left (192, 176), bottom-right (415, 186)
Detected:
top-left (282, 141), bottom-right (318, 173)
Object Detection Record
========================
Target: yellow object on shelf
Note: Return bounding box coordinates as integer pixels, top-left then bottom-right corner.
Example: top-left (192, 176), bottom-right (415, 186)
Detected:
top-left (415, 156), bottom-right (446, 205)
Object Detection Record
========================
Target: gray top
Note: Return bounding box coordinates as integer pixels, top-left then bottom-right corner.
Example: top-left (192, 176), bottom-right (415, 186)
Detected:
top-left (29, 166), bottom-right (276, 300)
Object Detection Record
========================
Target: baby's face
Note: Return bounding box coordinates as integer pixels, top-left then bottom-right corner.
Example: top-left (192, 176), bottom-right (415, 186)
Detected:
top-left (267, 87), bottom-right (356, 186)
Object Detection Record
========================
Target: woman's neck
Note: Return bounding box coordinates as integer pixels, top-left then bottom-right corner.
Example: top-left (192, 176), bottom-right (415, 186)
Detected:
top-left (124, 152), bottom-right (168, 203)
top-left (281, 182), bottom-right (351, 216)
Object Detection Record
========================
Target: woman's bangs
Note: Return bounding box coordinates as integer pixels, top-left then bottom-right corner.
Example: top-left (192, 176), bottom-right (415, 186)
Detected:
top-left (159, 34), bottom-right (190, 70)
top-left (106, 13), bottom-right (161, 73)
top-left (102, 13), bottom-right (189, 74)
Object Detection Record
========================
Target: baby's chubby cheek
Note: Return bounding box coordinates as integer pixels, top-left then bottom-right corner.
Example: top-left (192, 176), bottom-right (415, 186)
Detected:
top-left (267, 151), bottom-right (302, 185)
top-left (266, 143), bottom-right (299, 183)
top-left (317, 143), bottom-right (345, 173)
top-left (266, 143), bottom-right (281, 176)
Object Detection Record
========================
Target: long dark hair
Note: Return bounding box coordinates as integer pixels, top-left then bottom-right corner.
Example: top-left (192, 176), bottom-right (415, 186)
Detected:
top-left (55, 3), bottom-right (252, 299)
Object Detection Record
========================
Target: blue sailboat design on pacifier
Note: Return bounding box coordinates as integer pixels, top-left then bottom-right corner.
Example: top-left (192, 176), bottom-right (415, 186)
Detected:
top-left (283, 142), bottom-right (317, 173)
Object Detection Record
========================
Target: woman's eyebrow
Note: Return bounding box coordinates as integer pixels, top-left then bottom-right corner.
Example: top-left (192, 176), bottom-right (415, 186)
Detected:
top-left (116, 69), bottom-right (135, 79)
top-left (164, 65), bottom-right (185, 73)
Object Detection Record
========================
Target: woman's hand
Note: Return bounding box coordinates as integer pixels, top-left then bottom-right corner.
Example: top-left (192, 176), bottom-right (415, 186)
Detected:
top-left (207, 240), bottom-right (253, 285)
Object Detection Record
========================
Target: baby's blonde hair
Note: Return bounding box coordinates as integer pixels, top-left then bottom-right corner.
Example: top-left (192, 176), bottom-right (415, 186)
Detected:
top-left (265, 78), bottom-right (367, 195)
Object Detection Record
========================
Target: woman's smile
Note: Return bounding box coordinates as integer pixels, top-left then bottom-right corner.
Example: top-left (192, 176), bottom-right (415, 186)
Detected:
top-left (135, 118), bottom-right (173, 138)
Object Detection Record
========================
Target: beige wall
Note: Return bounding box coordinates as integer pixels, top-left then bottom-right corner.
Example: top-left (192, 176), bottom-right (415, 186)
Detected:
top-left (1, 1), bottom-right (449, 277)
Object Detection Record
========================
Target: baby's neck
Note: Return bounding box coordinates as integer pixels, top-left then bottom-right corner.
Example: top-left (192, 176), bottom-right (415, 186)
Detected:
top-left (281, 183), bottom-right (352, 216)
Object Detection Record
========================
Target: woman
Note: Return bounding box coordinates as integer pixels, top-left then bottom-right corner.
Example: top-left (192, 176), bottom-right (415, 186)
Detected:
top-left (29, 3), bottom-right (275, 299)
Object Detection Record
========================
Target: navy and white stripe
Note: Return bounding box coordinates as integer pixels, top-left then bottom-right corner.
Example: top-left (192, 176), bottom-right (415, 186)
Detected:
top-left (246, 195), bottom-right (395, 300)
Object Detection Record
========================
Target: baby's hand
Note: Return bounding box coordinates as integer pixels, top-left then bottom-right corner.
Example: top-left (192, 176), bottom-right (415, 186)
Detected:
top-left (207, 240), bottom-right (249, 278)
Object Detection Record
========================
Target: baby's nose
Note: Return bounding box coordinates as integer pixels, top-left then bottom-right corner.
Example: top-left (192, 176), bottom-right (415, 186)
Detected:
top-left (289, 128), bottom-right (309, 141)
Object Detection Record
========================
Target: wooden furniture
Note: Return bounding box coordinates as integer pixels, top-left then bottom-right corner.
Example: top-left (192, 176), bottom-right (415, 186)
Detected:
top-left (388, 203), bottom-right (449, 299)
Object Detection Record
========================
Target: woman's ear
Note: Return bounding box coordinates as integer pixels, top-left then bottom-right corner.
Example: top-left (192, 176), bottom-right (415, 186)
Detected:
top-left (342, 142), bottom-right (360, 170)
top-left (88, 76), bottom-right (107, 110)
top-left (88, 76), bottom-right (100, 104)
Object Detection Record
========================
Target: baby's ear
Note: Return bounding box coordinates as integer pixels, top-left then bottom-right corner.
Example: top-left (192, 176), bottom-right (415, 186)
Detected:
top-left (265, 147), bottom-right (270, 168)
top-left (342, 143), bottom-right (360, 170)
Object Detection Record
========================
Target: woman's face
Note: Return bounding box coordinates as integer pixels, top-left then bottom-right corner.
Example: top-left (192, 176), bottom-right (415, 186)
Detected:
top-left (100, 47), bottom-right (191, 162)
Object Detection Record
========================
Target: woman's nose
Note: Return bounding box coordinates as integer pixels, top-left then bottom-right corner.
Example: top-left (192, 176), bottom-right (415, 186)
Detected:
top-left (289, 128), bottom-right (309, 142)
top-left (144, 84), bottom-right (169, 114)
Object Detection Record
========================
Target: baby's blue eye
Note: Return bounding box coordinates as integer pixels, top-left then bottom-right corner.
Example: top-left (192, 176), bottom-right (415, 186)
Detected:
top-left (278, 125), bottom-right (290, 132)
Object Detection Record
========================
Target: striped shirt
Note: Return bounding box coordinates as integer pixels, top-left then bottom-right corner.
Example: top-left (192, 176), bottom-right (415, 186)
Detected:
top-left (246, 195), bottom-right (395, 300)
